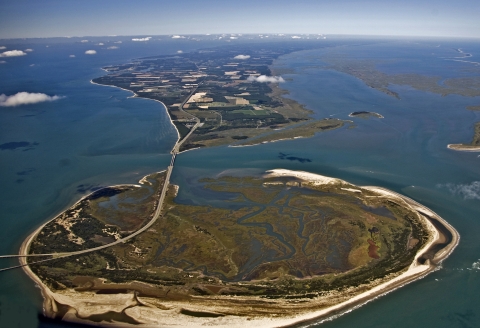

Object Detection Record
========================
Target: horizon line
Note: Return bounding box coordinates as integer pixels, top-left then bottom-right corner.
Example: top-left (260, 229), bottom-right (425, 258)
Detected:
top-left (1, 33), bottom-right (479, 41)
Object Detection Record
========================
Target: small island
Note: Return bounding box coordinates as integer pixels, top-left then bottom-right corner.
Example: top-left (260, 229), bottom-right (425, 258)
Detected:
top-left (22, 169), bottom-right (458, 327)
top-left (349, 111), bottom-right (384, 119)
top-left (448, 122), bottom-right (480, 152)
top-left (466, 105), bottom-right (480, 111)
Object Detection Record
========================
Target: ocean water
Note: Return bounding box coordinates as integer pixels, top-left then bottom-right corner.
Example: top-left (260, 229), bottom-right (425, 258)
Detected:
top-left (1, 37), bottom-right (479, 327)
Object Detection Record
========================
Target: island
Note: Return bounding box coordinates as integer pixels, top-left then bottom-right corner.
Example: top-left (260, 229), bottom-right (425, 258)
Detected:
top-left (448, 122), bottom-right (480, 152)
top-left (349, 111), bottom-right (384, 119)
top-left (22, 169), bottom-right (458, 327)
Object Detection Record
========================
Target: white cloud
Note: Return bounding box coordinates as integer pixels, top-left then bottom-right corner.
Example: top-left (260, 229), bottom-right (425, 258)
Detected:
top-left (0, 60), bottom-right (6, 64)
top-left (177, 50), bottom-right (183, 53)
top-left (85, 50), bottom-right (97, 55)
top-left (132, 37), bottom-right (151, 41)
top-left (437, 181), bottom-right (480, 200)
top-left (0, 92), bottom-right (63, 107)
top-left (0, 50), bottom-right (27, 57)
top-left (25, 48), bottom-right (33, 52)
top-left (98, 43), bottom-right (104, 46)
top-left (114, 41), bottom-right (122, 44)
top-left (291, 36), bottom-right (302, 39)
top-left (247, 75), bottom-right (285, 83)
top-left (171, 35), bottom-right (185, 39)
top-left (69, 55), bottom-right (75, 58)
top-left (234, 54), bottom-right (250, 60)
top-left (230, 36), bottom-right (238, 39)
top-left (81, 40), bottom-right (89, 43)
top-left (107, 46), bottom-right (118, 50)
top-left (0, 46), bottom-right (5, 50)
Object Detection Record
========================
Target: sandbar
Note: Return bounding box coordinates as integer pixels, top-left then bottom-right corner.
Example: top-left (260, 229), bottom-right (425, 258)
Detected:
top-left (447, 144), bottom-right (480, 152)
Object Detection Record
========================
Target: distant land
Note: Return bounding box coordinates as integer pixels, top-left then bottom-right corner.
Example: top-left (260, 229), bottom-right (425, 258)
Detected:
top-left (320, 53), bottom-right (480, 151)
top-left (92, 44), bottom-right (350, 151)
top-left (322, 55), bottom-right (480, 99)
top-left (467, 105), bottom-right (480, 111)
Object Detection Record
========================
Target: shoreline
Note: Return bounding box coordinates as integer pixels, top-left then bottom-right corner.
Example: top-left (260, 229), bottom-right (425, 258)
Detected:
top-left (262, 169), bottom-right (460, 327)
top-left (229, 136), bottom-right (307, 148)
top-left (91, 47), bottom-right (320, 153)
top-left (447, 143), bottom-right (480, 152)
top-left (348, 111), bottom-right (384, 119)
top-left (18, 171), bottom-right (167, 318)
top-left (90, 79), bottom-right (181, 143)
top-left (20, 218), bottom-right (59, 318)
top-left (20, 169), bottom-right (459, 327)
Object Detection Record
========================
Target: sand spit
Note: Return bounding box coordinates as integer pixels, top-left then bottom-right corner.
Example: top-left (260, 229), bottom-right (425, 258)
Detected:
top-left (341, 187), bottom-right (362, 193)
top-left (447, 144), bottom-right (480, 152)
top-left (230, 136), bottom-right (308, 148)
top-left (264, 169), bottom-right (341, 185)
top-left (21, 169), bottom-right (459, 328)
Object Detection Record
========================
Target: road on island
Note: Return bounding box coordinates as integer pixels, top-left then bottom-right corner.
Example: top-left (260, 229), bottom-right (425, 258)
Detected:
top-left (0, 95), bottom-right (201, 272)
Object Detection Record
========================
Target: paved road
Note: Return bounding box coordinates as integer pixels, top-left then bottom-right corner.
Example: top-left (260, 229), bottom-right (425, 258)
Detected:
top-left (0, 91), bottom-right (201, 272)
top-left (0, 162), bottom-right (175, 271)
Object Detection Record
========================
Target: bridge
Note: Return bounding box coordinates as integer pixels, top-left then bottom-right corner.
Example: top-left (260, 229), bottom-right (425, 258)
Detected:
top-left (0, 92), bottom-right (201, 272)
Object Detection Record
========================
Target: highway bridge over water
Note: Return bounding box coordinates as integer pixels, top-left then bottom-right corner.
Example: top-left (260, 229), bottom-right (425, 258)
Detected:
top-left (0, 95), bottom-right (200, 272)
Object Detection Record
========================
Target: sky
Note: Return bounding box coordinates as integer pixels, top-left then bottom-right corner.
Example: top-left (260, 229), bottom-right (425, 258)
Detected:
top-left (0, 0), bottom-right (479, 39)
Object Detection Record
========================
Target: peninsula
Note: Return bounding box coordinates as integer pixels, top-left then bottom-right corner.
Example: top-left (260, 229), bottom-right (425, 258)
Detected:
top-left (92, 44), bottom-right (349, 151)
top-left (448, 122), bottom-right (480, 152)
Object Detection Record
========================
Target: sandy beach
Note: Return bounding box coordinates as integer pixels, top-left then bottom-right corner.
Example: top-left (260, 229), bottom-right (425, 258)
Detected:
top-left (19, 168), bottom-right (459, 327)
top-left (229, 136), bottom-right (308, 148)
top-left (447, 144), bottom-right (480, 152)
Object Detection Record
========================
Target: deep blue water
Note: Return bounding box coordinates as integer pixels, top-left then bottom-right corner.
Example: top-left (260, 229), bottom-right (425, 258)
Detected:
top-left (0, 36), bottom-right (479, 327)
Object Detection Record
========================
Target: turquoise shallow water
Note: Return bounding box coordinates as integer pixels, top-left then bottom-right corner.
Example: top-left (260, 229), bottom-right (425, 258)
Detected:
top-left (0, 37), bottom-right (479, 327)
